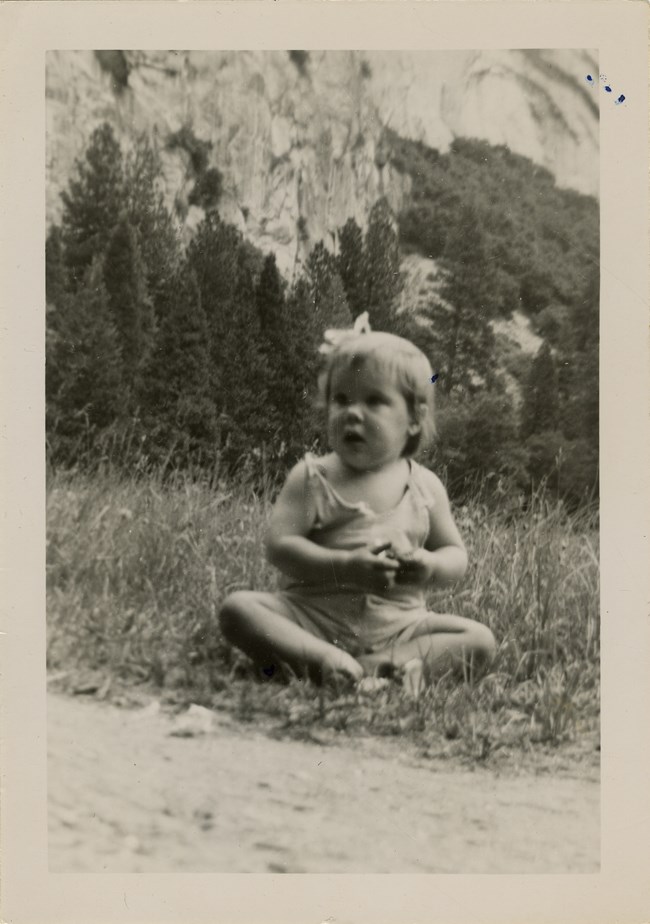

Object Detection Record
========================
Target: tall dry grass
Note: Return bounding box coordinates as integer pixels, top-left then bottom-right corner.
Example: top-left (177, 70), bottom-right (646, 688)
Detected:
top-left (47, 467), bottom-right (599, 761)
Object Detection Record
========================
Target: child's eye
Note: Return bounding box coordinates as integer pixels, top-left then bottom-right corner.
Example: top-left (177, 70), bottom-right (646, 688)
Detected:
top-left (367, 394), bottom-right (387, 407)
top-left (332, 393), bottom-right (349, 407)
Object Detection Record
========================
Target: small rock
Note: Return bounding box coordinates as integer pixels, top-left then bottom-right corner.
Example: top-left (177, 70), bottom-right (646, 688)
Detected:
top-left (309, 729), bottom-right (333, 746)
top-left (168, 703), bottom-right (215, 737)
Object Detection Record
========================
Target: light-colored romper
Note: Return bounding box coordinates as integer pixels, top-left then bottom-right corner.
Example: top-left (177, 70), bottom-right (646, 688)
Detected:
top-left (251, 453), bottom-right (438, 656)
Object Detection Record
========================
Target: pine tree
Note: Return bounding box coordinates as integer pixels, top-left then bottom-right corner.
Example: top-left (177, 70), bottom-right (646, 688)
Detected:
top-left (255, 252), bottom-right (317, 465)
top-left (554, 266), bottom-right (598, 503)
top-left (433, 206), bottom-right (502, 394)
top-left (186, 214), bottom-right (275, 472)
top-left (143, 265), bottom-right (217, 465)
top-left (46, 225), bottom-right (68, 309)
top-left (187, 213), bottom-right (243, 370)
top-left (337, 217), bottom-right (366, 318)
top-left (559, 266), bottom-right (598, 445)
top-left (60, 123), bottom-right (125, 286)
top-left (123, 135), bottom-right (181, 303)
top-left (284, 276), bottom-right (321, 444)
top-left (217, 255), bottom-right (275, 469)
top-left (521, 342), bottom-right (559, 437)
top-left (254, 274), bottom-right (323, 467)
top-left (306, 240), bottom-right (338, 290)
top-left (103, 217), bottom-right (155, 396)
top-left (306, 241), bottom-right (352, 337)
top-left (46, 259), bottom-right (125, 460)
top-left (256, 252), bottom-right (286, 340)
top-left (256, 252), bottom-right (288, 418)
top-left (318, 271), bottom-right (352, 333)
top-left (363, 199), bottom-right (402, 332)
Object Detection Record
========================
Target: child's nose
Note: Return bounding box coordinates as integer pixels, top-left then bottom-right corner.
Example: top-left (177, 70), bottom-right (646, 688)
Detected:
top-left (345, 403), bottom-right (363, 421)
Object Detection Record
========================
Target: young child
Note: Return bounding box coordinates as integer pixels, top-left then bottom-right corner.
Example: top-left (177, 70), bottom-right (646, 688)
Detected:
top-left (219, 319), bottom-right (496, 686)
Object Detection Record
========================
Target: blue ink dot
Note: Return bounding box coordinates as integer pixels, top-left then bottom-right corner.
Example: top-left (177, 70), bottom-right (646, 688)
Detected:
top-left (430, 374), bottom-right (439, 384)
top-left (586, 74), bottom-right (594, 83)
top-left (615, 94), bottom-right (626, 105)
top-left (604, 85), bottom-right (612, 93)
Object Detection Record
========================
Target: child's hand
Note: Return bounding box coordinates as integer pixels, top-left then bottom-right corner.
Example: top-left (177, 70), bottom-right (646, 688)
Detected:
top-left (394, 548), bottom-right (438, 586)
top-left (342, 547), bottom-right (400, 594)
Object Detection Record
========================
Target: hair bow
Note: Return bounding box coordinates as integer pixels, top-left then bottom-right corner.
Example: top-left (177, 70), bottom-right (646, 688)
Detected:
top-left (318, 311), bottom-right (371, 356)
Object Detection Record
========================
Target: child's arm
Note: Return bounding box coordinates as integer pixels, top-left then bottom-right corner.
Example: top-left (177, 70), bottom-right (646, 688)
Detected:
top-left (266, 461), bottom-right (399, 592)
top-left (397, 470), bottom-right (467, 588)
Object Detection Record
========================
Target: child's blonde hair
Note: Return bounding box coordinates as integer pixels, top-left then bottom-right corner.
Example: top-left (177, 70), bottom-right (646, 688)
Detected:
top-left (318, 330), bottom-right (436, 458)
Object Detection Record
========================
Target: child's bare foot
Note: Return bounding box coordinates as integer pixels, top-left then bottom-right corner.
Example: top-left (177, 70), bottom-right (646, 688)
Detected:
top-left (357, 676), bottom-right (390, 693)
top-left (314, 649), bottom-right (364, 687)
top-left (401, 658), bottom-right (425, 698)
top-left (356, 655), bottom-right (425, 697)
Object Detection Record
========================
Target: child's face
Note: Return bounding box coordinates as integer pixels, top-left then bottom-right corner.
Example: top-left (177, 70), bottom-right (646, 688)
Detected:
top-left (327, 363), bottom-right (419, 472)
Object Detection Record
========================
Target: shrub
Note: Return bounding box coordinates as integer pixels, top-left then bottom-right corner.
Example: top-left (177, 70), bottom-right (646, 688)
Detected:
top-left (188, 167), bottom-right (223, 211)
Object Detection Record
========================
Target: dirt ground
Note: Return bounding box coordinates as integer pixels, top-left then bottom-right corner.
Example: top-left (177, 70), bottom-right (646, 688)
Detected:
top-left (48, 691), bottom-right (599, 874)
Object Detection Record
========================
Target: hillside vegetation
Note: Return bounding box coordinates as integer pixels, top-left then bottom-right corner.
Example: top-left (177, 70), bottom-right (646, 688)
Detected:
top-left (388, 133), bottom-right (599, 503)
top-left (46, 123), bottom-right (598, 506)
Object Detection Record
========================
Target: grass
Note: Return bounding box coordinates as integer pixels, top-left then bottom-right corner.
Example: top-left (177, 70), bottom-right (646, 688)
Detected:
top-left (46, 466), bottom-right (600, 767)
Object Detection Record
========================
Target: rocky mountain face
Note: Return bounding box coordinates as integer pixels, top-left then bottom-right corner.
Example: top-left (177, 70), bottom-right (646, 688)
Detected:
top-left (47, 49), bottom-right (598, 280)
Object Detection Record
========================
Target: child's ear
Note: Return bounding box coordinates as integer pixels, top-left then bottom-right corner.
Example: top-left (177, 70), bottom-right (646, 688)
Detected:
top-left (408, 403), bottom-right (425, 435)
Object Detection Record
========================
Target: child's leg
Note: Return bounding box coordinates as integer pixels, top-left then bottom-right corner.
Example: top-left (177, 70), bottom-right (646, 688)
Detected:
top-left (358, 613), bottom-right (496, 683)
top-left (219, 591), bottom-right (364, 683)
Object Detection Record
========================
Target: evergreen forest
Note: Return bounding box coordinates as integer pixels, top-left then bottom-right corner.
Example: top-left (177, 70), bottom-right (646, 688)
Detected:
top-left (46, 123), bottom-right (599, 508)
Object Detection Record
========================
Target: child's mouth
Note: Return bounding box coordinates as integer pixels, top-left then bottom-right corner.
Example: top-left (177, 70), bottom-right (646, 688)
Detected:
top-left (343, 431), bottom-right (365, 445)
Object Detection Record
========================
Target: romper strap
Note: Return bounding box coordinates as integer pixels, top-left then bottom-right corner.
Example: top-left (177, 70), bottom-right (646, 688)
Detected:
top-left (303, 452), bottom-right (339, 528)
top-left (303, 453), bottom-right (370, 528)
top-left (408, 460), bottom-right (437, 513)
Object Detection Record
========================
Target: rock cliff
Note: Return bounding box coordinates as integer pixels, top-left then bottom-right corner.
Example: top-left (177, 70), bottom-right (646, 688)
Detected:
top-left (46, 49), bottom-right (598, 278)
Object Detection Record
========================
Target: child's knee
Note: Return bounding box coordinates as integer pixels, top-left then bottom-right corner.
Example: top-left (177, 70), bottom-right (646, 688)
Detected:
top-left (219, 590), bottom-right (257, 637)
top-left (469, 622), bottom-right (497, 667)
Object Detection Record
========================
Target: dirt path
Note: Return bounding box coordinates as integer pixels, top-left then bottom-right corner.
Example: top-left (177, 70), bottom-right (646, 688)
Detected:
top-left (48, 692), bottom-right (599, 873)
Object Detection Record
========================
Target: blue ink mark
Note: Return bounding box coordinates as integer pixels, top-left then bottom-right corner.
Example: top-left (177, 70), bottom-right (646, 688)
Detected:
top-left (586, 73), bottom-right (626, 105)
top-left (430, 374), bottom-right (439, 384)
top-left (262, 665), bottom-right (276, 678)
